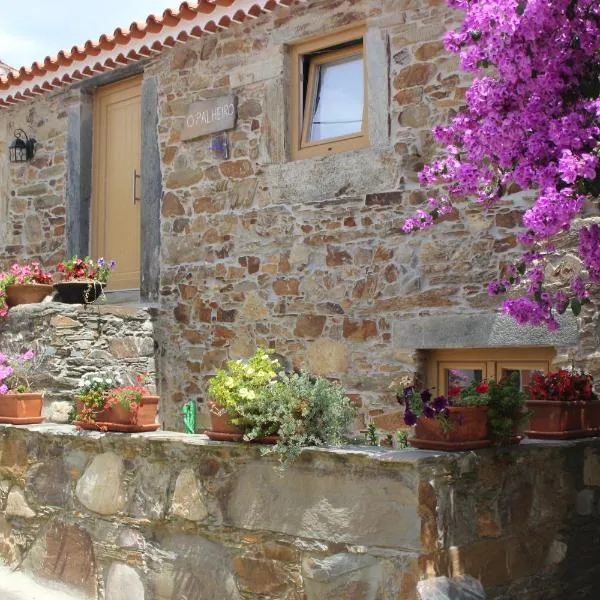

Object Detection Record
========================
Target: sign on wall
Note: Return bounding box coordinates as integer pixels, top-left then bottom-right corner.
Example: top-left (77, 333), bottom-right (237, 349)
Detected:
top-left (181, 95), bottom-right (237, 141)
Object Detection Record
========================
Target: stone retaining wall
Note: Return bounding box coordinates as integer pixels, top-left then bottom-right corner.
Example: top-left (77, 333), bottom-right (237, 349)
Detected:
top-left (0, 303), bottom-right (157, 424)
top-left (0, 426), bottom-right (599, 599)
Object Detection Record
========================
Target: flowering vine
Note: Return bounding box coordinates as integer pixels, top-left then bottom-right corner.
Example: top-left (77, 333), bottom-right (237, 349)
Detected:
top-left (404, 0), bottom-right (600, 329)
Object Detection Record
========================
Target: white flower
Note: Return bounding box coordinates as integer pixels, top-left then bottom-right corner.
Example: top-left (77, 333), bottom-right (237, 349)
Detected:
top-left (245, 366), bottom-right (255, 375)
top-left (225, 376), bottom-right (235, 388)
top-left (246, 390), bottom-right (256, 400)
top-left (239, 387), bottom-right (250, 399)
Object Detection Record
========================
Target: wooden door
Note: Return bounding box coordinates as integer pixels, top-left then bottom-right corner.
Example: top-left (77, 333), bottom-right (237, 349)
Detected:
top-left (92, 76), bottom-right (142, 290)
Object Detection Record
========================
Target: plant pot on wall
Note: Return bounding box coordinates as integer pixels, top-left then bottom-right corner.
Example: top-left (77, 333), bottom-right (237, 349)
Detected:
top-left (524, 400), bottom-right (586, 439)
top-left (0, 392), bottom-right (45, 424)
top-left (5, 284), bottom-right (53, 307)
top-left (54, 281), bottom-right (105, 304)
top-left (205, 401), bottom-right (244, 441)
top-left (74, 396), bottom-right (160, 432)
top-left (409, 406), bottom-right (491, 451)
top-left (582, 401), bottom-right (600, 436)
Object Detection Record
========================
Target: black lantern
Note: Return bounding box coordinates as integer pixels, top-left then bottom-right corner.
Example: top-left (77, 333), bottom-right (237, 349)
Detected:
top-left (9, 129), bottom-right (36, 163)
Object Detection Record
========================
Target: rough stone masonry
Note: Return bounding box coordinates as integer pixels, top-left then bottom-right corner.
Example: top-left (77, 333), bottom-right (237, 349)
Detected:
top-left (0, 0), bottom-right (598, 433)
top-left (1, 426), bottom-right (600, 599)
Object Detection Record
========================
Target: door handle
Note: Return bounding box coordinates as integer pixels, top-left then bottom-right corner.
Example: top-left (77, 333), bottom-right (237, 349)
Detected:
top-left (132, 169), bottom-right (141, 205)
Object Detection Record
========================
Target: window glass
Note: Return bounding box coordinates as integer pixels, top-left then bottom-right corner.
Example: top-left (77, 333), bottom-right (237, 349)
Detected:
top-left (446, 369), bottom-right (483, 391)
top-left (501, 368), bottom-right (545, 391)
top-left (308, 54), bottom-right (364, 142)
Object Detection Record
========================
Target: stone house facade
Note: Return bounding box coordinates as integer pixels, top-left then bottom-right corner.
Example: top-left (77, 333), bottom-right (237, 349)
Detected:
top-left (0, 0), bottom-right (597, 431)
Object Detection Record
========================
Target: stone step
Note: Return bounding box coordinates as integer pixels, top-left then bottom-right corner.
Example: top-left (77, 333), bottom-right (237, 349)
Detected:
top-left (0, 566), bottom-right (85, 600)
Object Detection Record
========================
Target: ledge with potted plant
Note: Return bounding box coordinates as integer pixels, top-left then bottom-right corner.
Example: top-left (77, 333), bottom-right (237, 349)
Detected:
top-left (399, 373), bottom-right (527, 451)
top-left (0, 347), bottom-right (46, 424)
top-left (0, 262), bottom-right (53, 316)
top-left (206, 348), bottom-right (357, 467)
top-left (525, 369), bottom-right (598, 439)
top-left (73, 373), bottom-right (159, 432)
top-left (55, 256), bottom-right (116, 304)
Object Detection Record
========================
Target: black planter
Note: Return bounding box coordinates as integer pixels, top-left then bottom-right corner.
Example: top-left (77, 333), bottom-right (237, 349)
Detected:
top-left (54, 281), bottom-right (105, 304)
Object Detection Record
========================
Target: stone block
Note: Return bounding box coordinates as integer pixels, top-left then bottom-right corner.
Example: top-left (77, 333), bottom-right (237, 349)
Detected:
top-left (170, 468), bottom-right (208, 521)
top-left (76, 452), bottom-right (125, 515)
top-left (306, 339), bottom-right (349, 377)
top-left (105, 563), bottom-right (145, 600)
top-left (28, 458), bottom-right (71, 506)
top-left (23, 520), bottom-right (97, 598)
top-left (584, 448), bottom-right (600, 487)
top-left (232, 555), bottom-right (290, 596)
top-left (417, 575), bottom-right (485, 600)
top-left (303, 553), bottom-right (382, 600)
top-left (152, 534), bottom-right (240, 600)
top-left (295, 315), bottom-right (327, 338)
top-left (222, 460), bottom-right (420, 549)
top-left (5, 486), bottom-right (35, 518)
top-left (0, 516), bottom-right (21, 565)
top-left (128, 461), bottom-right (170, 520)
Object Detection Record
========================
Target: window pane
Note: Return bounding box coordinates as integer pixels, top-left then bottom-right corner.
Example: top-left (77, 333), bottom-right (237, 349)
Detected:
top-left (501, 368), bottom-right (544, 391)
top-left (446, 369), bottom-right (483, 391)
top-left (309, 54), bottom-right (364, 142)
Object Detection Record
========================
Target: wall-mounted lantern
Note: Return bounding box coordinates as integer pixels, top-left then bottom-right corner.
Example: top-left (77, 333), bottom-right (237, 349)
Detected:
top-left (9, 129), bottom-right (36, 163)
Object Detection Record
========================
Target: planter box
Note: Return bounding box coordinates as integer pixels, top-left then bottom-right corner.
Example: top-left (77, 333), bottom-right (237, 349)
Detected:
top-left (205, 401), bottom-right (244, 441)
top-left (583, 402), bottom-right (600, 436)
top-left (525, 399), bottom-right (586, 439)
top-left (5, 284), bottom-right (53, 307)
top-left (0, 392), bottom-right (45, 424)
top-left (410, 406), bottom-right (491, 451)
top-left (74, 395), bottom-right (160, 432)
top-left (54, 281), bottom-right (105, 304)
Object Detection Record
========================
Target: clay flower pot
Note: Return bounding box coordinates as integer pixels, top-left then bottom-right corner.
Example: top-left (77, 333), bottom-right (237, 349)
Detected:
top-left (205, 400), bottom-right (244, 441)
top-left (583, 401), bottom-right (600, 436)
top-left (74, 396), bottom-right (160, 432)
top-left (54, 281), bottom-right (105, 304)
top-left (525, 399), bottom-right (586, 439)
top-left (5, 283), bottom-right (53, 307)
top-left (0, 392), bottom-right (45, 424)
top-left (410, 406), bottom-right (491, 450)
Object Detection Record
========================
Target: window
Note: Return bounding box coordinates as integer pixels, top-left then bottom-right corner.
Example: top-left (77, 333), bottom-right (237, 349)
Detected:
top-left (291, 27), bottom-right (368, 160)
top-left (426, 347), bottom-right (555, 395)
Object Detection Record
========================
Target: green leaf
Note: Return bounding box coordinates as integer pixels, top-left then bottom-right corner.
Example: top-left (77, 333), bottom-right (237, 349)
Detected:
top-left (571, 298), bottom-right (582, 317)
top-left (516, 1), bottom-right (527, 16)
top-left (517, 263), bottom-right (526, 276)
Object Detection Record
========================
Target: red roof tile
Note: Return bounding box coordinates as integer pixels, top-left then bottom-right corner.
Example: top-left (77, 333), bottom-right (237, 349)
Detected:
top-left (0, 0), bottom-right (302, 107)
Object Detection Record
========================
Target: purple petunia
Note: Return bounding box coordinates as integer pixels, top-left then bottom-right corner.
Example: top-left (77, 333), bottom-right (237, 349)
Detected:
top-left (403, 409), bottom-right (418, 427)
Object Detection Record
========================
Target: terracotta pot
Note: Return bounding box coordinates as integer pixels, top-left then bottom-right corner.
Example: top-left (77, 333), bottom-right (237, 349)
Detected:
top-left (583, 401), bottom-right (600, 434)
top-left (75, 396), bottom-right (159, 432)
top-left (410, 406), bottom-right (491, 450)
top-left (5, 283), bottom-right (53, 307)
top-left (0, 392), bottom-right (45, 424)
top-left (206, 401), bottom-right (244, 441)
top-left (525, 399), bottom-right (586, 439)
top-left (54, 281), bottom-right (105, 304)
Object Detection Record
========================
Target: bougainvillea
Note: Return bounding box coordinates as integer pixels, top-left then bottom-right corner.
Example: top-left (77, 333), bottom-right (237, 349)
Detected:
top-left (404, 0), bottom-right (600, 329)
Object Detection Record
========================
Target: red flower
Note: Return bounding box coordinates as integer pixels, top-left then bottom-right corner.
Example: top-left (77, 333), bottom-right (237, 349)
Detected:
top-left (476, 382), bottom-right (489, 394)
top-left (448, 385), bottom-right (461, 397)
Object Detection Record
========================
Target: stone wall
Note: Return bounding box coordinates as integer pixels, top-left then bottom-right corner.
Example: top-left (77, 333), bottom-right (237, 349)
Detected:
top-left (148, 0), bottom-right (599, 430)
top-left (0, 0), bottom-right (598, 433)
top-left (0, 303), bottom-right (157, 423)
top-left (0, 89), bottom-right (74, 268)
top-left (0, 426), bottom-right (599, 599)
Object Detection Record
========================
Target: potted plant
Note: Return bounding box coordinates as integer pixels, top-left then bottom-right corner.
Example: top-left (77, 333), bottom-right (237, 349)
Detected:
top-left (0, 347), bottom-right (46, 424)
top-left (486, 373), bottom-right (528, 444)
top-left (402, 380), bottom-right (490, 450)
top-left (243, 369), bottom-right (357, 466)
top-left (54, 256), bottom-right (116, 304)
top-left (0, 262), bottom-right (53, 313)
top-left (525, 369), bottom-right (594, 439)
top-left (73, 373), bottom-right (159, 432)
top-left (206, 348), bottom-right (280, 441)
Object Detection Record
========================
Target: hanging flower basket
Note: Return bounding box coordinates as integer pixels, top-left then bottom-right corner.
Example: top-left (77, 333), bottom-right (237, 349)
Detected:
top-left (5, 283), bottom-right (53, 307)
top-left (0, 392), bottom-right (45, 425)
